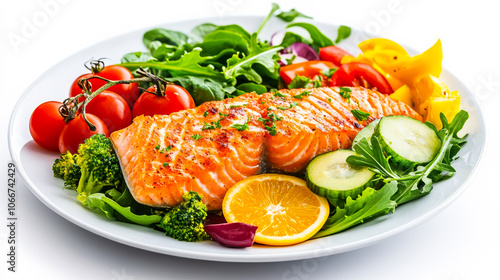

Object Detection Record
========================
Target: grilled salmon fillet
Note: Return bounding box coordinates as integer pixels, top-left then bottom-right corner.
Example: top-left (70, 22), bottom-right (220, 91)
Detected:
top-left (110, 87), bottom-right (422, 210)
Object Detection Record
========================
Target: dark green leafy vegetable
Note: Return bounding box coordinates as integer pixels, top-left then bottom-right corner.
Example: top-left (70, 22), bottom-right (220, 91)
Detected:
top-left (86, 193), bottom-right (162, 226)
top-left (286, 22), bottom-right (334, 51)
top-left (313, 182), bottom-right (398, 238)
top-left (277, 8), bottom-right (312, 22)
top-left (335, 25), bottom-right (352, 44)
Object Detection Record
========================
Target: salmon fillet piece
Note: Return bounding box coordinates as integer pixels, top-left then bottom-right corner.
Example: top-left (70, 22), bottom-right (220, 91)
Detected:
top-left (110, 87), bottom-right (421, 210)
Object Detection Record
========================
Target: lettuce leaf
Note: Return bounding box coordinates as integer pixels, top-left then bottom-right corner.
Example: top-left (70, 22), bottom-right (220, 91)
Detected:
top-left (312, 182), bottom-right (398, 239)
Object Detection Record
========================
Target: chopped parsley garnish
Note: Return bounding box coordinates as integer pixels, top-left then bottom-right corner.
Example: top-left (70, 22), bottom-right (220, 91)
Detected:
top-left (267, 112), bottom-right (283, 122)
top-left (264, 122), bottom-right (278, 136)
top-left (273, 91), bottom-right (287, 98)
top-left (160, 145), bottom-right (172, 154)
top-left (277, 102), bottom-right (298, 110)
top-left (288, 75), bottom-right (322, 89)
top-left (322, 68), bottom-right (337, 78)
top-left (293, 90), bottom-right (311, 99)
top-left (156, 144), bottom-right (171, 153)
top-left (163, 162), bottom-right (169, 167)
top-left (351, 109), bottom-right (370, 121)
top-left (285, 54), bottom-right (297, 65)
top-left (328, 98), bottom-right (332, 103)
top-left (203, 111), bottom-right (208, 117)
top-left (230, 103), bottom-right (247, 108)
top-left (339, 87), bottom-right (352, 102)
top-left (202, 121), bottom-right (221, 130)
top-left (191, 134), bottom-right (203, 141)
top-left (230, 117), bottom-right (251, 131)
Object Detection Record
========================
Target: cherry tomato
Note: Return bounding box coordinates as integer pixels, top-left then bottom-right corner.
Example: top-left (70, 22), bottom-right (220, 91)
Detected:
top-left (70, 65), bottom-right (140, 109)
top-left (29, 101), bottom-right (66, 152)
top-left (279, 60), bottom-right (336, 85)
top-left (58, 114), bottom-right (109, 154)
top-left (319, 46), bottom-right (352, 66)
top-left (86, 90), bottom-right (132, 133)
top-left (328, 62), bottom-right (393, 94)
top-left (132, 85), bottom-right (195, 118)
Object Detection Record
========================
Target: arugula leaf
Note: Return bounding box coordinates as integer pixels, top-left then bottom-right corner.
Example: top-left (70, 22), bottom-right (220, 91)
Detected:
top-left (197, 30), bottom-right (250, 56)
top-left (86, 193), bottom-right (162, 226)
top-left (190, 23), bottom-right (218, 43)
top-left (335, 25), bottom-right (352, 44)
top-left (280, 31), bottom-right (311, 48)
top-left (165, 76), bottom-right (230, 105)
top-left (286, 22), bottom-right (334, 51)
top-left (256, 3), bottom-right (281, 34)
top-left (224, 33), bottom-right (283, 84)
top-left (121, 52), bottom-right (154, 63)
top-left (277, 8), bottom-right (312, 22)
top-left (121, 48), bottom-right (224, 79)
top-left (348, 137), bottom-right (402, 179)
top-left (236, 83), bottom-right (268, 95)
top-left (313, 182), bottom-right (398, 238)
top-left (143, 28), bottom-right (190, 48)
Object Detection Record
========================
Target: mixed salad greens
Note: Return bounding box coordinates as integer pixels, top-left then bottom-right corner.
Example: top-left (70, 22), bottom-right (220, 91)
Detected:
top-left (46, 3), bottom-right (469, 248)
top-left (119, 3), bottom-right (350, 105)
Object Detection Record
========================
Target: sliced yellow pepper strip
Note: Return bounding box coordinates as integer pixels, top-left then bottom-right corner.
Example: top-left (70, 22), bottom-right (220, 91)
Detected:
top-left (374, 39), bottom-right (443, 85)
top-left (358, 38), bottom-right (409, 56)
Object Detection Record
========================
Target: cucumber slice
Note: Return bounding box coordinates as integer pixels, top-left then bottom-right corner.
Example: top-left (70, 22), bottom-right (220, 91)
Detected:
top-left (352, 119), bottom-right (380, 147)
top-left (305, 150), bottom-right (374, 206)
top-left (375, 115), bottom-right (441, 168)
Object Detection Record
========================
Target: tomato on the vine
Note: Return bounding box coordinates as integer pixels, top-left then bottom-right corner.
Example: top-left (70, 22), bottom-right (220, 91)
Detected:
top-left (58, 114), bottom-right (108, 154)
top-left (132, 85), bottom-right (195, 118)
top-left (328, 62), bottom-right (393, 94)
top-left (70, 65), bottom-right (140, 109)
top-left (29, 101), bottom-right (66, 152)
top-left (86, 90), bottom-right (132, 133)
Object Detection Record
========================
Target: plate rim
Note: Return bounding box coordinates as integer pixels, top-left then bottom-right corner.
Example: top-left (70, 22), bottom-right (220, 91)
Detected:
top-left (8, 15), bottom-right (487, 262)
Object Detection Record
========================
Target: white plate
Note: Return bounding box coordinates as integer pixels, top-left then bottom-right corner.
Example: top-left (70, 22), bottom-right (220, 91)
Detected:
top-left (8, 16), bottom-right (486, 262)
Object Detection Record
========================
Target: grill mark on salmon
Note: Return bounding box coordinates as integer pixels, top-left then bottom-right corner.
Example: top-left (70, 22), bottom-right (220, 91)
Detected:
top-left (111, 87), bottom-right (422, 210)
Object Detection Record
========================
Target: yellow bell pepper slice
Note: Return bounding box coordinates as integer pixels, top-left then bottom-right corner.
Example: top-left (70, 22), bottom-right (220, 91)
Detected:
top-left (390, 84), bottom-right (413, 107)
top-left (374, 39), bottom-right (443, 85)
top-left (358, 38), bottom-right (409, 55)
top-left (426, 90), bottom-right (461, 129)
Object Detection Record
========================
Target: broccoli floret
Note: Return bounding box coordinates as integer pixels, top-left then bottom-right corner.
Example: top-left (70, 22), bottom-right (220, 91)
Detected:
top-left (52, 151), bottom-right (81, 189)
top-left (52, 134), bottom-right (124, 205)
top-left (158, 191), bottom-right (210, 242)
top-left (75, 134), bottom-right (123, 205)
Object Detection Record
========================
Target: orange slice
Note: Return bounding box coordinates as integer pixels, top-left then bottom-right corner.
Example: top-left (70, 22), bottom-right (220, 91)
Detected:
top-left (222, 174), bottom-right (330, 246)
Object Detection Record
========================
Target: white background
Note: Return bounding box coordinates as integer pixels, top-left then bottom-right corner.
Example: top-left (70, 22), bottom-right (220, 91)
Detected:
top-left (1, 0), bottom-right (499, 279)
